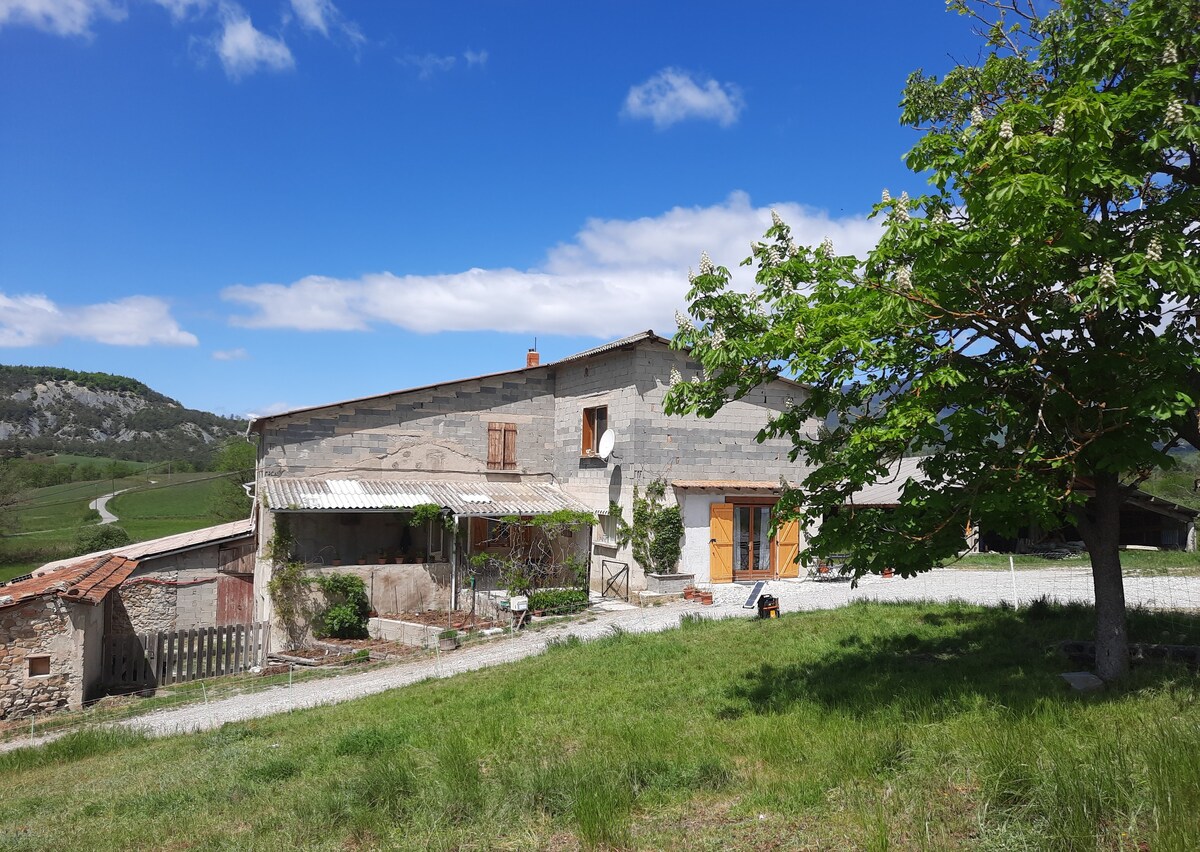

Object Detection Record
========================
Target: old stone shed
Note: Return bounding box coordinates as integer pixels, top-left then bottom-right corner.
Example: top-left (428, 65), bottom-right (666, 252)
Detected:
top-left (0, 555), bottom-right (136, 719)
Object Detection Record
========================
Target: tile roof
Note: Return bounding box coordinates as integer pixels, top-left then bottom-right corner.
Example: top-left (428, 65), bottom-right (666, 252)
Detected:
top-left (0, 555), bottom-right (139, 610)
top-left (671, 480), bottom-right (784, 491)
top-left (31, 518), bottom-right (254, 578)
top-left (263, 477), bottom-right (594, 517)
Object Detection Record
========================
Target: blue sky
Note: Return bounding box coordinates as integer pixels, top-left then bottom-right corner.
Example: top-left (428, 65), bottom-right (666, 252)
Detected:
top-left (1, 1), bottom-right (981, 419)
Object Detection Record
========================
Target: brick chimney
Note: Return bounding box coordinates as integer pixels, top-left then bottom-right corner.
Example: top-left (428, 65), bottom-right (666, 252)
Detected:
top-left (526, 348), bottom-right (540, 368)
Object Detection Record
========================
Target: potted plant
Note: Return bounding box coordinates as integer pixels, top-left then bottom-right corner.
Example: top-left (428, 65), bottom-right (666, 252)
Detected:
top-left (438, 628), bottom-right (459, 651)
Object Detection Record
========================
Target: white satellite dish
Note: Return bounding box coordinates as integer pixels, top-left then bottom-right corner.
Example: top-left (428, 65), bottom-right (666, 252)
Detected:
top-left (597, 429), bottom-right (616, 461)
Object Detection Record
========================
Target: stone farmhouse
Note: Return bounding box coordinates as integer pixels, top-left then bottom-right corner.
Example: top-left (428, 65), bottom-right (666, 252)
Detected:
top-left (249, 330), bottom-right (820, 633)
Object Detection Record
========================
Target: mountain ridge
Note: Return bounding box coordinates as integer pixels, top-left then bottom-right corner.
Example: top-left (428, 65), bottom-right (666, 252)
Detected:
top-left (0, 365), bottom-right (246, 464)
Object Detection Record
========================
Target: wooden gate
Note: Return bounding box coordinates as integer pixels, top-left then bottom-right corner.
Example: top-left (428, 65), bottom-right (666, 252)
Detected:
top-left (601, 559), bottom-right (629, 601)
top-left (105, 621), bottom-right (269, 689)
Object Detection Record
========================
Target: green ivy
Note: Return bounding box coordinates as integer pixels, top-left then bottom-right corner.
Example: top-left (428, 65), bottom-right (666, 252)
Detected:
top-left (615, 479), bottom-right (683, 574)
top-left (313, 573), bottom-right (370, 639)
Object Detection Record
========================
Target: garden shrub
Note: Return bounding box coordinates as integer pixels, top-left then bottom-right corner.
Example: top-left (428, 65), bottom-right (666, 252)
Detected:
top-left (314, 572), bottom-right (370, 639)
top-left (528, 588), bottom-right (589, 614)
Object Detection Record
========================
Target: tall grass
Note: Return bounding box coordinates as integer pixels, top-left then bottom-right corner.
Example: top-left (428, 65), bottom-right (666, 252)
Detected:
top-left (0, 601), bottom-right (1197, 850)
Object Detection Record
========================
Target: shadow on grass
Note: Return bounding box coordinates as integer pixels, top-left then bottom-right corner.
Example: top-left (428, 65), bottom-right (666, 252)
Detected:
top-left (719, 600), bottom-right (1200, 720)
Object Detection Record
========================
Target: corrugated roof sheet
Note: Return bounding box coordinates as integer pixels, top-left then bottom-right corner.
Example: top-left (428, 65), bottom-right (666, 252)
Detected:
top-left (847, 457), bottom-right (927, 506)
top-left (0, 555), bottom-right (139, 610)
top-left (264, 478), bottom-right (593, 517)
top-left (31, 518), bottom-right (255, 578)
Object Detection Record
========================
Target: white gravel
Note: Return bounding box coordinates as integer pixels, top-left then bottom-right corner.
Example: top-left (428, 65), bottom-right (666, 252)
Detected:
top-left (5, 568), bottom-right (1198, 752)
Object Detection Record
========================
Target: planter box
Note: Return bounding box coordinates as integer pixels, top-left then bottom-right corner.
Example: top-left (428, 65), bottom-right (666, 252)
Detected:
top-left (645, 572), bottom-right (695, 594)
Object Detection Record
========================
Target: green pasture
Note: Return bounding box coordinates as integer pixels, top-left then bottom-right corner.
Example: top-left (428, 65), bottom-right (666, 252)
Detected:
top-left (1, 600), bottom-right (1197, 850)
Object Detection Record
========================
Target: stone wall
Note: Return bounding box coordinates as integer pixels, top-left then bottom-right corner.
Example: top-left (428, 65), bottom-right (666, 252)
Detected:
top-left (0, 597), bottom-right (101, 719)
top-left (107, 542), bottom-right (233, 636)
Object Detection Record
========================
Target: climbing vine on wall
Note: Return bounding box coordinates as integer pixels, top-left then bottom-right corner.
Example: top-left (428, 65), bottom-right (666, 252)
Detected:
top-left (615, 479), bottom-right (683, 575)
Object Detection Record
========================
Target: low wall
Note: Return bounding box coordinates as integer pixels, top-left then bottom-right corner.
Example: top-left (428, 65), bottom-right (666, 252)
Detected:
top-left (312, 563), bottom-right (452, 615)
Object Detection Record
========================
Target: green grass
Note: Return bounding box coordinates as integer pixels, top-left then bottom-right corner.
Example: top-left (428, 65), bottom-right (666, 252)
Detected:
top-left (1, 600), bottom-right (1197, 850)
top-left (0, 473), bottom-right (230, 579)
top-left (956, 550), bottom-right (1200, 573)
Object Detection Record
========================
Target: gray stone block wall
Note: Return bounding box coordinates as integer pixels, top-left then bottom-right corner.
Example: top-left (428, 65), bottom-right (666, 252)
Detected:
top-left (259, 370), bottom-right (558, 480)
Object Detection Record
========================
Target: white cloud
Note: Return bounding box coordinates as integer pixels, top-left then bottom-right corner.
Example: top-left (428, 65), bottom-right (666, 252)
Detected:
top-left (216, 6), bottom-right (293, 79)
top-left (0, 0), bottom-right (124, 36)
top-left (463, 48), bottom-right (487, 68)
top-left (399, 52), bottom-right (456, 79)
top-left (150, 0), bottom-right (211, 20)
top-left (623, 68), bottom-right (744, 129)
top-left (287, 0), bottom-right (360, 44)
top-left (212, 347), bottom-right (248, 360)
top-left (246, 401), bottom-right (298, 419)
top-left (0, 293), bottom-right (199, 347)
top-left (222, 192), bottom-right (880, 338)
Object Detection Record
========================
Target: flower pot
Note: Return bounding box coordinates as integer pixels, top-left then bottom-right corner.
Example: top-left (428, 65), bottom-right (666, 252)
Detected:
top-left (683, 587), bottom-right (696, 600)
top-left (438, 637), bottom-right (459, 652)
top-left (882, 568), bottom-right (895, 578)
top-left (698, 591), bottom-right (714, 605)
top-left (331, 559), bottom-right (342, 567)
top-left (532, 609), bottom-right (545, 617)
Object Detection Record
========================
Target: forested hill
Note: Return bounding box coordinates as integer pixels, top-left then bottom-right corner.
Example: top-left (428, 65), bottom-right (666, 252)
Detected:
top-left (0, 365), bottom-right (246, 464)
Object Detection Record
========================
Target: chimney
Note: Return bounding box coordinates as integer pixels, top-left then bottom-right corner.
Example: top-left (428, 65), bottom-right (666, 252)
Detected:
top-left (526, 348), bottom-right (540, 368)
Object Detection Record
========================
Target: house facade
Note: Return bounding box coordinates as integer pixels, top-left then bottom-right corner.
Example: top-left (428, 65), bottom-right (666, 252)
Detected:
top-left (249, 331), bottom-right (820, 627)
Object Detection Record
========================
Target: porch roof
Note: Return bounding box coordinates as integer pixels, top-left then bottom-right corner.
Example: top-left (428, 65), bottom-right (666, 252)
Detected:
top-left (263, 477), bottom-right (594, 517)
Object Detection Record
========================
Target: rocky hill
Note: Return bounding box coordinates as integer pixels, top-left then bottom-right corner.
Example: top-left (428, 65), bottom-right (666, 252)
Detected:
top-left (0, 366), bottom-right (246, 464)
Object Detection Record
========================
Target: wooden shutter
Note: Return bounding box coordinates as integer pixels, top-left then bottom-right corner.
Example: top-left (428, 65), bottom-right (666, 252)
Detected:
top-left (582, 409), bottom-right (594, 456)
top-left (488, 422), bottom-right (517, 470)
top-left (775, 518), bottom-right (800, 579)
top-left (487, 423), bottom-right (503, 469)
top-left (470, 517), bottom-right (488, 546)
top-left (709, 503), bottom-right (734, 584)
top-left (502, 423), bottom-right (517, 470)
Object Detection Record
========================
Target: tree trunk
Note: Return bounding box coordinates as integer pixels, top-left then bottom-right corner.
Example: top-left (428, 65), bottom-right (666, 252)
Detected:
top-left (1073, 471), bottom-right (1129, 681)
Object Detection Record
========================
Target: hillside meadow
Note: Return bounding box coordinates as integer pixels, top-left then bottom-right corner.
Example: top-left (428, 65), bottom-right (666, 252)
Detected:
top-left (1, 600), bottom-right (1197, 851)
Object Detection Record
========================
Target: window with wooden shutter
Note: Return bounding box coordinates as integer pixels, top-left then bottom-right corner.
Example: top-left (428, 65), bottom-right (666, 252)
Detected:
top-left (582, 405), bottom-right (608, 456)
top-left (487, 422), bottom-right (517, 470)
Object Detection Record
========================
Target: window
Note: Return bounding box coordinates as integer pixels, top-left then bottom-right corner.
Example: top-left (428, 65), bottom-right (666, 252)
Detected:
top-left (595, 512), bottom-right (618, 545)
top-left (27, 655), bottom-right (50, 677)
top-left (582, 405), bottom-right (608, 456)
top-left (487, 422), bottom-right (517, 470)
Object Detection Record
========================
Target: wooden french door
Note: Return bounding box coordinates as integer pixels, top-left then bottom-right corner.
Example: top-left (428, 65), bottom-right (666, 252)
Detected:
top-left (733, 504), bottom-right (773, 580)
top-left (709, 500), bottom-right (802, 583)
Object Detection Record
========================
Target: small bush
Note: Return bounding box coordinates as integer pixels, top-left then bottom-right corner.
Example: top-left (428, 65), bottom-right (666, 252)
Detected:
top-left (314, 573), bottom-right (370, 639)
top-left (72, 523), bottom-right (131, 556)
top-left (528, 588), bottom-right (589, 614)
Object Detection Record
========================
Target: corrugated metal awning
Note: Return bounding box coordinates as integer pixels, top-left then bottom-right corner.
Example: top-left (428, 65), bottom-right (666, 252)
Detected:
top-left (263, 478), bottom-right (594, 517)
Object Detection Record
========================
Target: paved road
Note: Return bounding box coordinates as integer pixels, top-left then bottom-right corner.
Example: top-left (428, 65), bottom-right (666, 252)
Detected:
top-left (87, 489), bottom-right (129, 524)
top-left (4, 567), bottom-right (1198, 752)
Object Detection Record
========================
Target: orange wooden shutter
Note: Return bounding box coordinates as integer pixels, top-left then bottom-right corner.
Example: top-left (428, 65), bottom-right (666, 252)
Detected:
top-left (487, 423), bottom-right (503, 469)
top-left (709, 503), bottom-right (734, 584)
top-left (582, 409), bottom-right (594, 456)
top-left (503, 423), bottom-right (517, 470)
top-left (775, 518), bottom-right (800, 579)
top-left (470, 517), bottom-right (487, 545)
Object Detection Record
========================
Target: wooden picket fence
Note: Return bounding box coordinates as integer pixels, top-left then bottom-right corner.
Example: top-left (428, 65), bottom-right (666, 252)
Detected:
top-left (105, 621), bottom-right (269, 688)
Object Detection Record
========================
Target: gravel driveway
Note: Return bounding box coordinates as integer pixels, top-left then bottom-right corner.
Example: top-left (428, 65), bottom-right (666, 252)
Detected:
top-left (5, 567), bottom-right (1198, 752)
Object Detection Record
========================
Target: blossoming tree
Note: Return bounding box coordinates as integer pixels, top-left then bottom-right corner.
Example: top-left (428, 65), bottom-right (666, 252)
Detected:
top-left (665, 0), bottom-right (1199, 681)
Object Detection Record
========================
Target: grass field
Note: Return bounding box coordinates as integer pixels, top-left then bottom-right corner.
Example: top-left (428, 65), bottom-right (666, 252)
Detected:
top-left (0, 473), bottom-right (231, 582)
top-left (1, 600), bottom-right (1197, 850)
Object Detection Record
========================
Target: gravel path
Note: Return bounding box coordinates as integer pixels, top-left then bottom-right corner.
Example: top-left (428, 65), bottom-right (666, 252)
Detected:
top-left (5, 568), bottom-right (1198, 752)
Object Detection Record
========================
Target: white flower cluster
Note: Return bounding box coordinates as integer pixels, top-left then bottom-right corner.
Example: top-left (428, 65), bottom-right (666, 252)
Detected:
top-left (1146, 235), bottom-right (1163, 263)
top-left (687, 268), bottom-right (695, 284)
top-left (999, 120), bottom-right (1014, 141)
top-left (1163, 41), bottom-right (1178, 65)
top-left (788, 240), bottom-right (801, 257)
top-left (896, 191), bottom-right (911, 223)
top-left (669, 367), bottom-right (682, 387)
top-left (895, 266), bottom-right (912, 290)
top-left (1052, 112), bottom-right (1066, 135)
top-left (820, 236), bottom-right (835, 259)
top-left (1166, 98), bottom-right (1185, 127)
top-left (710, 327), bottom-right (726, 346)
top-left (971, 106), bottom-right (984, 127)
top-left (674, 310), bottom-right (693, 332)
top-left (771, 210), bottom-right (784, 228)
top-left (881, 188), bottom-right (891, 203)
top-left (931, 210), bottom-right (948, 225)
top-left (699, 251), bottom-right (716, 275)
top-left (1011, 234), bottom-right (1021, 247)
top-left (794, 321), bottom-right (806, 340)
top-left (1098, 261), bottom-right (1116, 292)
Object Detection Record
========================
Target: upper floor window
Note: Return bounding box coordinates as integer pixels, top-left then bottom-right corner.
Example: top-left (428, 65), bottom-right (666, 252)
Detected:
top-left (487, 422), bottom-right (517, 470)
top-left (582, 405), bottom-right (608, 457)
